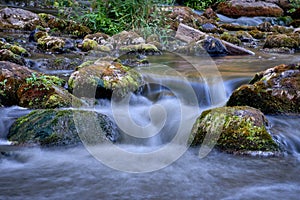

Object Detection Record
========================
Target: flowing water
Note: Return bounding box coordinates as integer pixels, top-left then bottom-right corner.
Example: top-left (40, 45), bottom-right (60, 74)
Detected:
top-left (1, 29), bottom-right (300, 199)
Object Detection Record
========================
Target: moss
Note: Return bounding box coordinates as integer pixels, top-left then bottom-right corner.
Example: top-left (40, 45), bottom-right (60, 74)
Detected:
top-left (81, 39), bottom-right (98, 51)
top-left (220, 32), bottom-right (241, 45)
top-left (119, 44), bottom-right (161, 55)
top-left (190, 106), bottom-right (279, 153)
top-left (227, 64), bottom-right (300, 114)
top-left (8, 109), bottom-right (119, 146)
top-left (264, 34), bottom-right (299, 49)
top-left (249, 29), bottom-right (266, 39)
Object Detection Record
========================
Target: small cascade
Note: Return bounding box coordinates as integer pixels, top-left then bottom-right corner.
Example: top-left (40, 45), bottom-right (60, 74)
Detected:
top-left (268, 116), bottom-right (300, 158)
top-left (0, 106), bottom-right (30, 144)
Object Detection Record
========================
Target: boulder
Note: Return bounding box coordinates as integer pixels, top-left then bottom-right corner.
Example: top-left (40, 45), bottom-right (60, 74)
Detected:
top-left (162, 6), bottom-right (212, 30)
top-left (227, 64), bottom-right (300, 114)
top-left (109, 31), bottom-right (145, 49)
top-left (0, 61), bottom-right (82, 108)
top-left (0, 7), bottom-right (41, 31)
top-left (0, 49), bottom-right (25, 65)
top-left (37, 36), bottom-right (65, 52)
top-left (7, 109), bottom-right (119, 146)
top-left (263, 34), bottom-right (299, 49)
top-left (68, 61), bottom-right (144, 99)
top-left (0, 61), bottom-right (33, 105)
top-left (217, 0), bottom-right (284, 18)
top-left (190, 106), bottom-right (279, 154)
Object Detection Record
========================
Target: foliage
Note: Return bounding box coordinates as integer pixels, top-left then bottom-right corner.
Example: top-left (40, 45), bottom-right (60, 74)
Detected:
top-left (182, 0), bottom-right (225, 11)
top-left (288, 0), bottom-right (300, 13)
top-left (25, 73), bottom-right (65, 90)
top-left (0, 79), bottom-right (8, 97)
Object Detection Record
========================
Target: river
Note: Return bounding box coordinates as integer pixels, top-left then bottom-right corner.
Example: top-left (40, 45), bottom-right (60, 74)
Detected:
top-left (1, 47), bottom-right (300, 199)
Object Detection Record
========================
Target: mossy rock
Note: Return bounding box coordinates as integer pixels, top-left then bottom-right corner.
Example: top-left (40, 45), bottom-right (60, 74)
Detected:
top-left (119, 44), bottom-right (161, 55)
top-left (80, 38), bottom-right (98, 52)
top-left (0, 61), bottom-right (33, 106)
top-left (235, 31), bottom-right (254, 43)
top-left (8, 109), bottom-right (119, 146)
top-left (37, 36), bottom-right (65, 52)
top-left (0, 41), bottom-right (29, 57)
top-left (190, 106), bottom-right (279, 154)
top-left (264, 34), bottom-right (299, 49)
top-left (16, 74), bottom-right (82, 109)
top-left (0, 49), bottom-right (25, 65)
top-left (249, 29), bottom-right (267, 39)
top-left (68, 61), bottom-right (144, 99)
top-left (227, 64), bottom-right (300, 114)
top-left (64, 21), bottom-right (91, 38)
top-left (220, 32), bottom-right (242, 46)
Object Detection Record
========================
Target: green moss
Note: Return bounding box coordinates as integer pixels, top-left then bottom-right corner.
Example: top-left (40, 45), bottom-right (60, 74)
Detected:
top-left (81, 39), bottom-right (98, 51)
top-left (8, 109), bottom-right (119, 146)
top-left (190, 106), bottom-right (279, 153)
top-left (220, 32), bottom-right (242, 45)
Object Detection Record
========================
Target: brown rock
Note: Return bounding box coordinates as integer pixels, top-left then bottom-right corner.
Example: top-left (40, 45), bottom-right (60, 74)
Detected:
top-left (217, 0), bottom-right (284, 18)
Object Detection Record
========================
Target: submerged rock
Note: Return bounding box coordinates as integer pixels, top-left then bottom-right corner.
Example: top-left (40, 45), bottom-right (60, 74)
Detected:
top-left (68, 61), bottom-right (144, 99)
top-left (227, 63), bottom-right (300, 114)
top-left (190, 106), bottom-right (279, 154)
top-left (8, 109), bottom-right (119, 146)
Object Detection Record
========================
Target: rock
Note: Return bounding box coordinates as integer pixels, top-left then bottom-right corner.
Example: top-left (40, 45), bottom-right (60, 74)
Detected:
top-left (201, 36), bottom-right (229, 56)
top-left (227, 63), bottom-right (300, 114)
top-left (109, 31), bottom-right (145, 50)
top-left (262, 47), bottom-right (295, 54)
top-left (176, 35), bottom-right (254, 56)
top-left (68, 61), bottom-right (144, 99)
top-left (0, 49), bottom-right (25, 65)
top-left (217, 0), bottom-right (284, 18)
top-left (0, 61), bottom-right (33, 106)
top-left (263, 34), bottom-right (299, 49)
top-left (162, 6), bottom-right (211, 30)
top-left (200, 23), bottom-right (219, 33)
top-left (249, 29), bottom-right (267, 39)
top-left (0, 41), bottom-right (29, 56)
top-left (80, 38), bottom-right (98, 52)
top-left (28, 29), bottom-right (48, 42)
top-left (175, 23), bottom-right (206, 43)
top-left (119, 44), bottom-right (161, 55)
top-left (64, 20), bottom-right (91, 38)
top-left (16, 74), bottom-right (82, 109)
top-left (236, 31), bottom-right (255, 43)
top-left (37, 36), bottom-right (65, 52)
top-left (190, 106), bottom-right (279, 154)
top-left (202, 7), bottom-right (218, 20)
top-left (39, 14), bottom-right (91, 38)
top-left (220, 32), bottom-right (242, 46)
top-left (7, 109), bottom-right (119, 146)
top-left (220, 24), bottom-right (256, 31)
top-left (0, 7), bottom-right (41, 31)
top-left (84, 32), bottom-right (110, 44)
top-left (257, 22), bottom-right (273, 32)
top-left (0, 61), bottom-right (82, 108)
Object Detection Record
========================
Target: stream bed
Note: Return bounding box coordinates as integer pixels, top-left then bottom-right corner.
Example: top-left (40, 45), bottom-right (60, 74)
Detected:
top-left (1, 49), bottom-right (300, 199)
